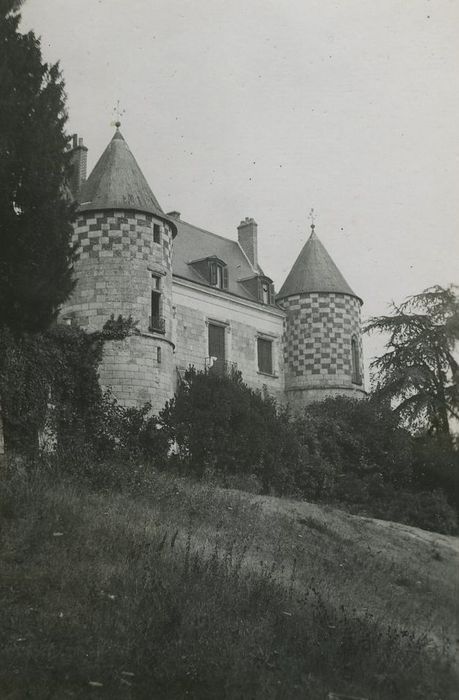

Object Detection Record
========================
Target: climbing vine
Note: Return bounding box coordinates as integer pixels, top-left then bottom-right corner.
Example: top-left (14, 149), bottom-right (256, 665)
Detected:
top-left (0, 315), bottom-right (136, 454)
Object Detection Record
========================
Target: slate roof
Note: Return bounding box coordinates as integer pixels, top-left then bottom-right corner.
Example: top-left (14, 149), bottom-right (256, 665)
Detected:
top-left (78, 128), bottom-right (176, 233)
top-left (277, 228), bottom-right (359, 301)
top-left (172, 218), bottom-right (269, 303)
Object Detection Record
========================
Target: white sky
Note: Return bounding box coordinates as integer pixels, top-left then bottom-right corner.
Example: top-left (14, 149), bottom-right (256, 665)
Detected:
top-left (20, 0), bottom-right (459, 383)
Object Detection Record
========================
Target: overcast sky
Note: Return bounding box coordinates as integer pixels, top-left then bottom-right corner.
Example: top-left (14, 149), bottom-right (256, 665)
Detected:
top-left (20, 0), bottom-right (459, 382)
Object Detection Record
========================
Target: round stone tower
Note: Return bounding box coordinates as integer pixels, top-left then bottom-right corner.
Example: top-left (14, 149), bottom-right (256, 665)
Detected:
top-left (277, 222), bottom-right (365, 411)
top-left (62, 124), bottom-right (177, 412)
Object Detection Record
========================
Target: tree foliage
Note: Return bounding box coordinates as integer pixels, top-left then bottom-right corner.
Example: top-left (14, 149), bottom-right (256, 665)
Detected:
top-left (0, 4), bottom-right (76, 332)
top-left (155, 373), bottom-right (457, 532)
top-left (159, 367), bottom-right (298, 492)
top-left (0, 316), bottom-right (137, 453)
top-left (365, 285), bottom-right (459, 436)
top-left (295, 395), bottom-right (414, 492)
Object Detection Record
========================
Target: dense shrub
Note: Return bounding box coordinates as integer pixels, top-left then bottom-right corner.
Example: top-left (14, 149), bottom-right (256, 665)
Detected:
top-left (412, 436), bottom-right (459, 512)
top-left (152, 369), bottom-right (458, 533)
top-left (92, 392), bottom-right (167, 461)
top-left (291, 398), bottom-right (457, 533)
top-left (364, 486), bottom-right (458, 535)
top-left (159, 367), bottom-right (299, 493)
top-left (288, 396), bottom-right (416, 507)
top-left (296, 395), bottom-right (414, 488)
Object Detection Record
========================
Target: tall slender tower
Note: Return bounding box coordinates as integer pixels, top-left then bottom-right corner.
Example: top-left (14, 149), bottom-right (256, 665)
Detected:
top-left (277, 220), bottom-right (365, 411)
top-left (62, 124), bottom-right (177, 411)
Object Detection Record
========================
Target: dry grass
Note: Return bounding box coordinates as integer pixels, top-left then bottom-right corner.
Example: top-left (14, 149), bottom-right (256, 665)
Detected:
top-left (0, 462), bottom-right (458, 699)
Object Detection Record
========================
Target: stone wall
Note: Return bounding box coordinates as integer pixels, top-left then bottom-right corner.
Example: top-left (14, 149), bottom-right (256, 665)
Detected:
top-left (61, 209), bottom-right (175, 411)
top-left (285, 385), bottom-right (367, 412)
top-left (172, 278), bottom-right (285, 401)
top-left (100, 334), bottom-right (174, 409)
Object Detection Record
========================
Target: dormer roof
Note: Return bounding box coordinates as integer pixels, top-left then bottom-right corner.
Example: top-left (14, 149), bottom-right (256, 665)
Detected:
top-left (172, 218), bottom-right (277, 305)
top-left (277, 228), bottom-right (360, 302)
top-left (78, 127), bottom-right (177, 234)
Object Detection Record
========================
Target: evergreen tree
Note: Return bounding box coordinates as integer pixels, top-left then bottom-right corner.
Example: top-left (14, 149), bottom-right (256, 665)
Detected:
top-left (365, 285), bottom-right (459, 437)
top-left (0, 2), bottom-right (76, 333)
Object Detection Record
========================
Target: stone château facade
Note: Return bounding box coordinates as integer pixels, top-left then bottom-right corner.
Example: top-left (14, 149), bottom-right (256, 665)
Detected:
top-left (62, 126), bottom-right (365, 413)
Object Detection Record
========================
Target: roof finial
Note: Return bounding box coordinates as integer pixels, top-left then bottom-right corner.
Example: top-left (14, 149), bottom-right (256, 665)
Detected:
top-left (111, 100), bottom-right (125, 130)
top-left (308, 207), bottom-right (316, 234)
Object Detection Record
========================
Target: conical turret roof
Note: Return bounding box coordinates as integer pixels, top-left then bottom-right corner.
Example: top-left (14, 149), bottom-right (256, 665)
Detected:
top-left (277, 227), bottom-right (359, 301)
top-left (78, 127), bottom-right (172, 226)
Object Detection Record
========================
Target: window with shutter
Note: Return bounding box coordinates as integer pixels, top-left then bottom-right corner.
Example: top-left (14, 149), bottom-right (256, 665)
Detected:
top-left (257, 277), bottom-right (275, 305)
top-left (209, 262), bottom-right (218, 286)
top-left (257, 337), bottom-right (273, 374)
top-left (209, 261), bottom-right (228, 289)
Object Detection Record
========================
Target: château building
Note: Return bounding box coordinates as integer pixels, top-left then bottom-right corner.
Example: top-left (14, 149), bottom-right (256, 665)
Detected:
top-left (63, 125), bottom-right (365, 413)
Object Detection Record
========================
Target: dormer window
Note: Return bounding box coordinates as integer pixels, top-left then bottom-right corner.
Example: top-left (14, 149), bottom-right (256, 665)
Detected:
top-left (188, 256), bottom-right (229, 290)
top-left (239, 275), bottom-right (274, 305)
top-left (210, 260), bottom-right (228, 289)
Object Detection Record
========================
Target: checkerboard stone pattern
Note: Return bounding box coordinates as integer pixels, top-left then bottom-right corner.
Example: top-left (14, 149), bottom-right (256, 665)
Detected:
top-left (280, 292), bottom-right (365, 410)
top-left (60, 210), bottom-right (175, 411)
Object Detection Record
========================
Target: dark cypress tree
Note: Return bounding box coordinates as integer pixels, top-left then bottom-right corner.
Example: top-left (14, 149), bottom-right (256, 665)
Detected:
top-left (0, 2), bottom-right (76, 333)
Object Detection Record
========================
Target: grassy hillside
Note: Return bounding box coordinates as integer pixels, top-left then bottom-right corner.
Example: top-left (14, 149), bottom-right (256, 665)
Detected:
top-left (1, 464), bottom-right (458, 699)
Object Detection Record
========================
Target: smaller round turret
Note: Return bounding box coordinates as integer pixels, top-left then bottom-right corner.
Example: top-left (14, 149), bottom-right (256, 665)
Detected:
top-left (277, 221), bottom-right (365, 411)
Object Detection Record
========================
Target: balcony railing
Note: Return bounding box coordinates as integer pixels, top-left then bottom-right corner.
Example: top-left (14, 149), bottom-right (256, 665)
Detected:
top-left (205, 357), bottom-right (238, 377)
top-left (149, 315), bottom-right (166, 334)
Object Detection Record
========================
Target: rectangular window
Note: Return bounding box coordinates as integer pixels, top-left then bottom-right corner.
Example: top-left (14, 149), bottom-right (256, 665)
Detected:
top-left (151, 290), bottom-right (160, 318)
top-left (157, 347), bottom-right (161, 363)
top-left (152, 274), bottom-right (161, 290)
top-left (150, 290), bottom-right (165, 332)
top-left (208, 323), bottom-right (225, 361)
top-left (153, 223), bottom-right (161, 244)
top-left (257, 337), bottom-right (273, 374)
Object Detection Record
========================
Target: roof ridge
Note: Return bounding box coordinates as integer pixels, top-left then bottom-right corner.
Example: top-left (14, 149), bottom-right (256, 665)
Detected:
top-left (178, 218), bottom-right (238, 244)
top-left (235, 240), bottom-right (259, 275)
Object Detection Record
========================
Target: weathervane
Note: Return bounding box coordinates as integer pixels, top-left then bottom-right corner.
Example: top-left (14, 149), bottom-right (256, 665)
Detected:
top-left (308, 207), bottom-right (316, 232)
top-left (111, 100), bottom-right (126, 128)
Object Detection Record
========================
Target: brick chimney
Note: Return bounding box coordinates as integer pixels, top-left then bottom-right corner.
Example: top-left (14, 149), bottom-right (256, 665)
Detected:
top-left (237, 217), bottom-right (258, 269)
top-left (69, 134), bottom-right (88, 199)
